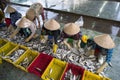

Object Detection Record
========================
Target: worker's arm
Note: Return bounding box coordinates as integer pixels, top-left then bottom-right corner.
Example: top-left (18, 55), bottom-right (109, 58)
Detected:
top-left (96, 61), bottom-right (108, 74)
top-left (41, 8), bottom-right (45, 22)
top-left (63, 39), bottom-right (71, 49)
top-left (96, 49), bottom-right (113, 73)
top-left (25, 23), bottom-right (36, 42)
top-left (9, 27), bottom-right (20, 38)
top-left (77, 40), bottom-right (81, 48)
top-left (36, 16), bottom-right (41, 29)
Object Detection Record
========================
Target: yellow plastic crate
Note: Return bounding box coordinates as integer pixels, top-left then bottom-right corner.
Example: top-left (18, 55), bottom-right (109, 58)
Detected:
top-left (0, 39), bottom-right (8, 49)
top-left (14, 49), bottom-right (39, 72)
top-left (0, 42), bottom-right (18, 57)
top-left (0, 58), bottom-right (2, 64)
top-left (82, 70), bottom-right (111, 80)
top-left (4, 45), bottom-right (28, 64)
top-left (41, 58), bottom-right (67, 80)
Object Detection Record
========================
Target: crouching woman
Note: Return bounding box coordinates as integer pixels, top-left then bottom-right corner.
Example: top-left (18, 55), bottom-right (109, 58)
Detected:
top-left (10, 17), bottom-right (37, 42)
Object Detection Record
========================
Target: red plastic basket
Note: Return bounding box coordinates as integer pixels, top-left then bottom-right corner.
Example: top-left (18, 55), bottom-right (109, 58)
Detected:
top-left (61, 63), bottom-right (85, 80)
top-left (27, 53), bottom-right (53, 77)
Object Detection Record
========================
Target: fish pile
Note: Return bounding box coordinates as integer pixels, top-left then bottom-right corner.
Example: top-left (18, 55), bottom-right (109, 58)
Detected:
top-left (9, 49), bottom-right (25, 62)
top-left (64, 69), bottom-right (81, 80)
top-left (20, 55), bottom-right (33, 68)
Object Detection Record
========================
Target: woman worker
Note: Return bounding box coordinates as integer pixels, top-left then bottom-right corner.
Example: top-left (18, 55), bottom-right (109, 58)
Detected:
top-left (41, 19), bottom-right (61, 53)
top-left (61, 23), bottom-right (81, 49)
top-left (9, 17), bottom-right (37, 42)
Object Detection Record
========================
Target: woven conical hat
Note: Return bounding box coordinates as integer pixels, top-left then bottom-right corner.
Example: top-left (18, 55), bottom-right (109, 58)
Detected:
top-left (94, 34), bottom-right (115, 49)
top-left (15, 17), bottom-right (32, 28)
top-left (44, 19), bottom-right (60, 31)
top-left (4, 5), bottom-right (16, 13)
top-left (63, 23), bottom-right (80, 35)
top-left (26, 8), bottom-right (36, 21)
top-left (30, 3), bottom-right (43, 16)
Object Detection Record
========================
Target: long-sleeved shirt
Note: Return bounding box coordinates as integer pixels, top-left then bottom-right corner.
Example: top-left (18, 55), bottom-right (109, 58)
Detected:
top-left (41, 26), bottom-right (60, 44)
top-left (10, 11), bottom-right (21, 28)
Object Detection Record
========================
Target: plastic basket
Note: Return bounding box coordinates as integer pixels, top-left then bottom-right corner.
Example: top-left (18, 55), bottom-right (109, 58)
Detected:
top-left (41, 58), bottom-right (67, 80)
top-left (61, 63), bottom-right (85, 80)
top-left (27, 53), bottom-right (53, 77)
top-left (4, 45), bottom-right (28, 64)
top-left (14, 49), bottom-right (39, 72)
top-left (82, 70), bottom-right (111, 80)
top-left (0, 42), bottom-right (18, 57)
top-left (0, 39), bottom-right (8, 48)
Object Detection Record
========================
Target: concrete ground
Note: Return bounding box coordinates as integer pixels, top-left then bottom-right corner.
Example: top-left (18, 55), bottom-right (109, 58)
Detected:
top-left (0, 0), bottom-right (120, 80)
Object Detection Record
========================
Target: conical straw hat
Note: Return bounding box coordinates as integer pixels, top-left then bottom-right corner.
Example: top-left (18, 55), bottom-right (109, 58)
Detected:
top-left (44, 19), bottom-right (60, 30)
top-left (94, 34), bottom-right (115, 49)
top-left (15, 17), bottom-right (32, 28)
top-left (4, 5), bottom-right (16, 13)
top-left (26, 8), bottom-right (36, 21)
top-left (63, 23), bottom-right (80, 35)
top-left (30, 3), bottom-right (43, 16)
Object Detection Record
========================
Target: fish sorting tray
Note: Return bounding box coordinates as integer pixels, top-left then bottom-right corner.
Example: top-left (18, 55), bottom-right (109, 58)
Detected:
top-left (27, 53), bottom-right (53, 77)
top-left (61, 63), bottom-right (85, 80)
top-left (0, 39), bottom-right (8, 63)
top-left (0, 42), bottom-right (18, 57)
top-left (0, 39), bottom-right (8, 48)
top-left (82, 70), bottom-right (111, 80)
top-left (14, 49), bottom-right (39, 72)
top-left (4, 45), bottom-right (28, 64)
top-left (41, 58), bottom-right (67, 80)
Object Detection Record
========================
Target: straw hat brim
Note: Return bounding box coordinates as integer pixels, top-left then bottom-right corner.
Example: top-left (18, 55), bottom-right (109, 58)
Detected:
top-left (30, 3), bottom-right (43, 16)
top-left (4, 5), bottom-right (16, 13)
top-left (63, 23), bottom-right (80, 35)
top-left (15, 17), bottom-right (32, 28)
top-left (94, 34), bottom-right (115, 49)
top-left (26, 8), bottom-right (36, 21)
top-left (44, 19), bottom-right (60, 31)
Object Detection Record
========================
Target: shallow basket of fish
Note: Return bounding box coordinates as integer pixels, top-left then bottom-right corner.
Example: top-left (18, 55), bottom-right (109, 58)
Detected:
top-left (14, 49), bottom-right (39, 72)
top-left (0, 39), bottom-right (8, 49)
top-left (0, 42), bottom-right (18, 58)
top-left (4, 45), bottom-right (28, 64)
top-left (61, 63), bottom-right (85, 80)
top-left (27, 52), bottom-right (53, 77)
top-left (41, 58), bottom-right (67, 80)
top-left (82, 70), bottom-right (111, 80)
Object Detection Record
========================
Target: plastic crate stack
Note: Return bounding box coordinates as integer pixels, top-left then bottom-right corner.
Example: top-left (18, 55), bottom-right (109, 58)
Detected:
top-left (0, 38), bottom-right (111, 80)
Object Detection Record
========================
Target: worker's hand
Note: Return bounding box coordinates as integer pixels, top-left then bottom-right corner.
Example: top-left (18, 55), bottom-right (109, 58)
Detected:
top-left (63, 39), bottom-right (72, 50)
top-left (96, 62), bottom-right (108, 74)
top-left (25, 38), bottom-right (30, 42)
top-left (9, 34), bottom-right (14, 39)
top-left (53, 44), bottom-right (58, 54)
top-left (33, 34), bottom-right (39, 38)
